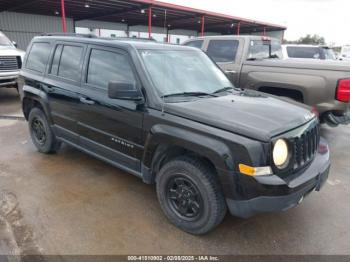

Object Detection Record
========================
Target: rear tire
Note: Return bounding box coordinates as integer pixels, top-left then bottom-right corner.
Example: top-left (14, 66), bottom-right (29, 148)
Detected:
top-left (156, 157), bottom-right (227, 235)
top-left (28, 108), bottom-right (61, 154)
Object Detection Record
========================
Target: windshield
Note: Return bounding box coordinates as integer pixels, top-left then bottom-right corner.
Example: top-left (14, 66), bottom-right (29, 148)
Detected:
top-left (248, 40), bottom-right (282, 60)
top-left (139, 50), bottom-right (233, 99)
top-left (0, 32), bottom-right (13, 46)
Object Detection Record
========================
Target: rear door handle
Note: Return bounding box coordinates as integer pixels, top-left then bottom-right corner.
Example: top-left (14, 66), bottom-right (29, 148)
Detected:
top-left (80, 97), bottom-right (95, 105)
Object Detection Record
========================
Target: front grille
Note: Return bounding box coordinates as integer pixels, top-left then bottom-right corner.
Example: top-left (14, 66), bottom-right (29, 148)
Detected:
top-left (293, 123), bottom-right (320, 170)
top-left (0, 56), bottom-right (19, 71)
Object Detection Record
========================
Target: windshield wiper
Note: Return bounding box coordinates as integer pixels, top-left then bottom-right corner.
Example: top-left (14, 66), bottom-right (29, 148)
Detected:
top-left (161, 92), bottom-right (216, 98)
top-left (213, 87), bottom-right (234, 94)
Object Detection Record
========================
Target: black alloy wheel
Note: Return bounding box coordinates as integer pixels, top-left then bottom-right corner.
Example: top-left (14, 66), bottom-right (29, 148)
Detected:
top-left (166, 175), bottom-right (204, 221)
top-left (28, 107), bottom-right (61, 154)
top-left (156, 157), bottom-right (227, 235)
top-left (31, 117), bottom-right (47, 145)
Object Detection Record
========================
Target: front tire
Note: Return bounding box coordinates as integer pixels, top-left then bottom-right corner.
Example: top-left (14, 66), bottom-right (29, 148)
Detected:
top-left (28, 107), bottom-right (61, 154)
top-left (156, 157), bottom-right (227, 235)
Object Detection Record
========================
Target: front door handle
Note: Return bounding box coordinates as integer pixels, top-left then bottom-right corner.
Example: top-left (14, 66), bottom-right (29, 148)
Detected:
top-left (80, 97), bottom-right (95, 105)
top-left (225, 70), bottom-right (237, 74)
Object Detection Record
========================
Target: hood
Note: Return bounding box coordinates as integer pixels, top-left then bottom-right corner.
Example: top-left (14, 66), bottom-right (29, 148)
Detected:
top-left (0, 46), bottom-right (25, 57)
top-left (247, 58), bottom-right (350, 72)
top-left (165, 90), bottom-right (315, 142)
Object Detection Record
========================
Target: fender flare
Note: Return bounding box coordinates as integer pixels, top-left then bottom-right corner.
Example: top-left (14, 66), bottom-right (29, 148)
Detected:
top-left (22, 85), bottom-right (52, 123)
top-left (142, 124), bottom-right (235, 185)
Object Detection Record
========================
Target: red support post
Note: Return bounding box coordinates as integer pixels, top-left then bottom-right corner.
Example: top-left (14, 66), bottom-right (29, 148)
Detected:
top-left (201, 15), bottom-right (205, 37)
top-left (166, 28), bottom-right (169, 43)
top-left (148, 7), bottom-right (152, 39)
top-left (60, 0), bottom-right (67, 33)
top-left (236, 21), bottom-right (241, 35)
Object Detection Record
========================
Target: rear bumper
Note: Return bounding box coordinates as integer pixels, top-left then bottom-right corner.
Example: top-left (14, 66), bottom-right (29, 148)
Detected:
top-left (323, 111), bottom-right (350, 126)
top-left (226, 138), bottom-right (330, 218)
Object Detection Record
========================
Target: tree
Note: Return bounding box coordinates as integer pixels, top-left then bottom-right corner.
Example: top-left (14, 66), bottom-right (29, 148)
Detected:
top-left (298, 34), bottom-right (325, 45)
top-left (283, 34), bottom-right (326, 45)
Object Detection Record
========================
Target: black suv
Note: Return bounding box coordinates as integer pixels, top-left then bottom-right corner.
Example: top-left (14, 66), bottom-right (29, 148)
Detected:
top-left (19, 35), bottom-right (330, 234)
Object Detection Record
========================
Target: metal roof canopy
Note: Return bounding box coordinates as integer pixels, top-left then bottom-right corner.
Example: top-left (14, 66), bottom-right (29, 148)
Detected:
top-left (0, 0), bottom-right (286, 35)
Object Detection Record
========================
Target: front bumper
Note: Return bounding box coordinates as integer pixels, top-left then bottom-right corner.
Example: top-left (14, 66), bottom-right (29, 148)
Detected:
top-left (226, 138), bottom-right (330, 218)
top-left (0, 71), bottom-right (19, 87)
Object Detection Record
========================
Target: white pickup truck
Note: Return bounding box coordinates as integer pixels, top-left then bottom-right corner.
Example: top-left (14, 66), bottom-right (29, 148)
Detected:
top-left (0, 31), bottom-right (25, 89)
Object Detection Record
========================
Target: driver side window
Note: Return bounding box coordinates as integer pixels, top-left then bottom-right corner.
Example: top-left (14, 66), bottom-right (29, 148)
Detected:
top-left (87, 49), bottom-right (136, 90)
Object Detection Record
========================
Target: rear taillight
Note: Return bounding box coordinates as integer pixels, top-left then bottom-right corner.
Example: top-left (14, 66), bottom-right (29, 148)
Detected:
top-left (336, 79), bottom-right (350, 102)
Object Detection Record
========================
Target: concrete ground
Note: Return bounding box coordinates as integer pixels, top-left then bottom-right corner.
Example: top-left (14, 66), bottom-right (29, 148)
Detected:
top-left (0, 88), bottom-right (350, 255)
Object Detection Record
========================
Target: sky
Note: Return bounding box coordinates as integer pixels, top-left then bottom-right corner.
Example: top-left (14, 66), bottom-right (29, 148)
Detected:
top-left (160, 0), bottom-right (348, 46)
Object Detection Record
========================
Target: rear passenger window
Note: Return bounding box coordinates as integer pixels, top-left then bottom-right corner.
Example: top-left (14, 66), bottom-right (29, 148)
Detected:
top-left (58, 45), bottom-right (83, 82)
top-left (184, 40), bottom-right (204, 49)
top-left (87, 49), bottom-right (136, 89)
top-left (207, 40), bottom-right (239, 63)
top-left (26, 42), bottom-right (51, 73)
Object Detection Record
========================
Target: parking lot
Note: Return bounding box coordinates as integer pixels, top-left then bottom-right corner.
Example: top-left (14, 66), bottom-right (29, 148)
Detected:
top-left (0, 88), bottom-right (349, 255)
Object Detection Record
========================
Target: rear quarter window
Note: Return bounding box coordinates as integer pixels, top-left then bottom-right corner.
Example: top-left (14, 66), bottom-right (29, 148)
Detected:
top-left (25, 42), bottom-right (51, 73)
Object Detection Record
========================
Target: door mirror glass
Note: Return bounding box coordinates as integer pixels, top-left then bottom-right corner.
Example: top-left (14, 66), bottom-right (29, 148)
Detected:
top-left (108, 82), bottom-right (143, 101)
top-left (12, 41), bottom-right (17, 48)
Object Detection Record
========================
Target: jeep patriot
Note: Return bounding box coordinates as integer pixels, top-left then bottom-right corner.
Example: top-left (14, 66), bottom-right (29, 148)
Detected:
top-left (19, 35), bottom-right (330, 234)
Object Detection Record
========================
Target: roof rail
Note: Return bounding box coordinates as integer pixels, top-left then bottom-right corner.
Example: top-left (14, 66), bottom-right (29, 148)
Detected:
top-left (102, 36), bottom-right (157, 42)
top-left (40, 33), bottom-right (157, 42)
top-left (41, 33), bottom-right (97, 38)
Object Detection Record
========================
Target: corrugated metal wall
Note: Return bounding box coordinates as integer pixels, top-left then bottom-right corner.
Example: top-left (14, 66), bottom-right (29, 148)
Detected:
top-left (0, 11), bottom-right (74, 50)
top-left (76, 20), bottom-right (127, 31)
top-left (250, 30), bottom-right (285, 40)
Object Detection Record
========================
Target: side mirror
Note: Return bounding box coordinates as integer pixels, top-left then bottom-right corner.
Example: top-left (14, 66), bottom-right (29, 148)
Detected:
top-left (108, 82), bottom-right (143, 101)
top-left (12, 41), bottom-right (17, 48)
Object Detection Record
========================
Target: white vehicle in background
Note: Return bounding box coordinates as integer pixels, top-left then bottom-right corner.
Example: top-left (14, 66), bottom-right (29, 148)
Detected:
top-left (339, 45), bottom-right (350, 61)
top-left (0, 31), bottom-right (25, 89)
top-left (282, 44), bottom-right (337, 60)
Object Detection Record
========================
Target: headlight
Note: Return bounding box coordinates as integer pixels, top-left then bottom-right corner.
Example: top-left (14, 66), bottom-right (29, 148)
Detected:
top-left (273, 139), bottom-right (289, 168)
